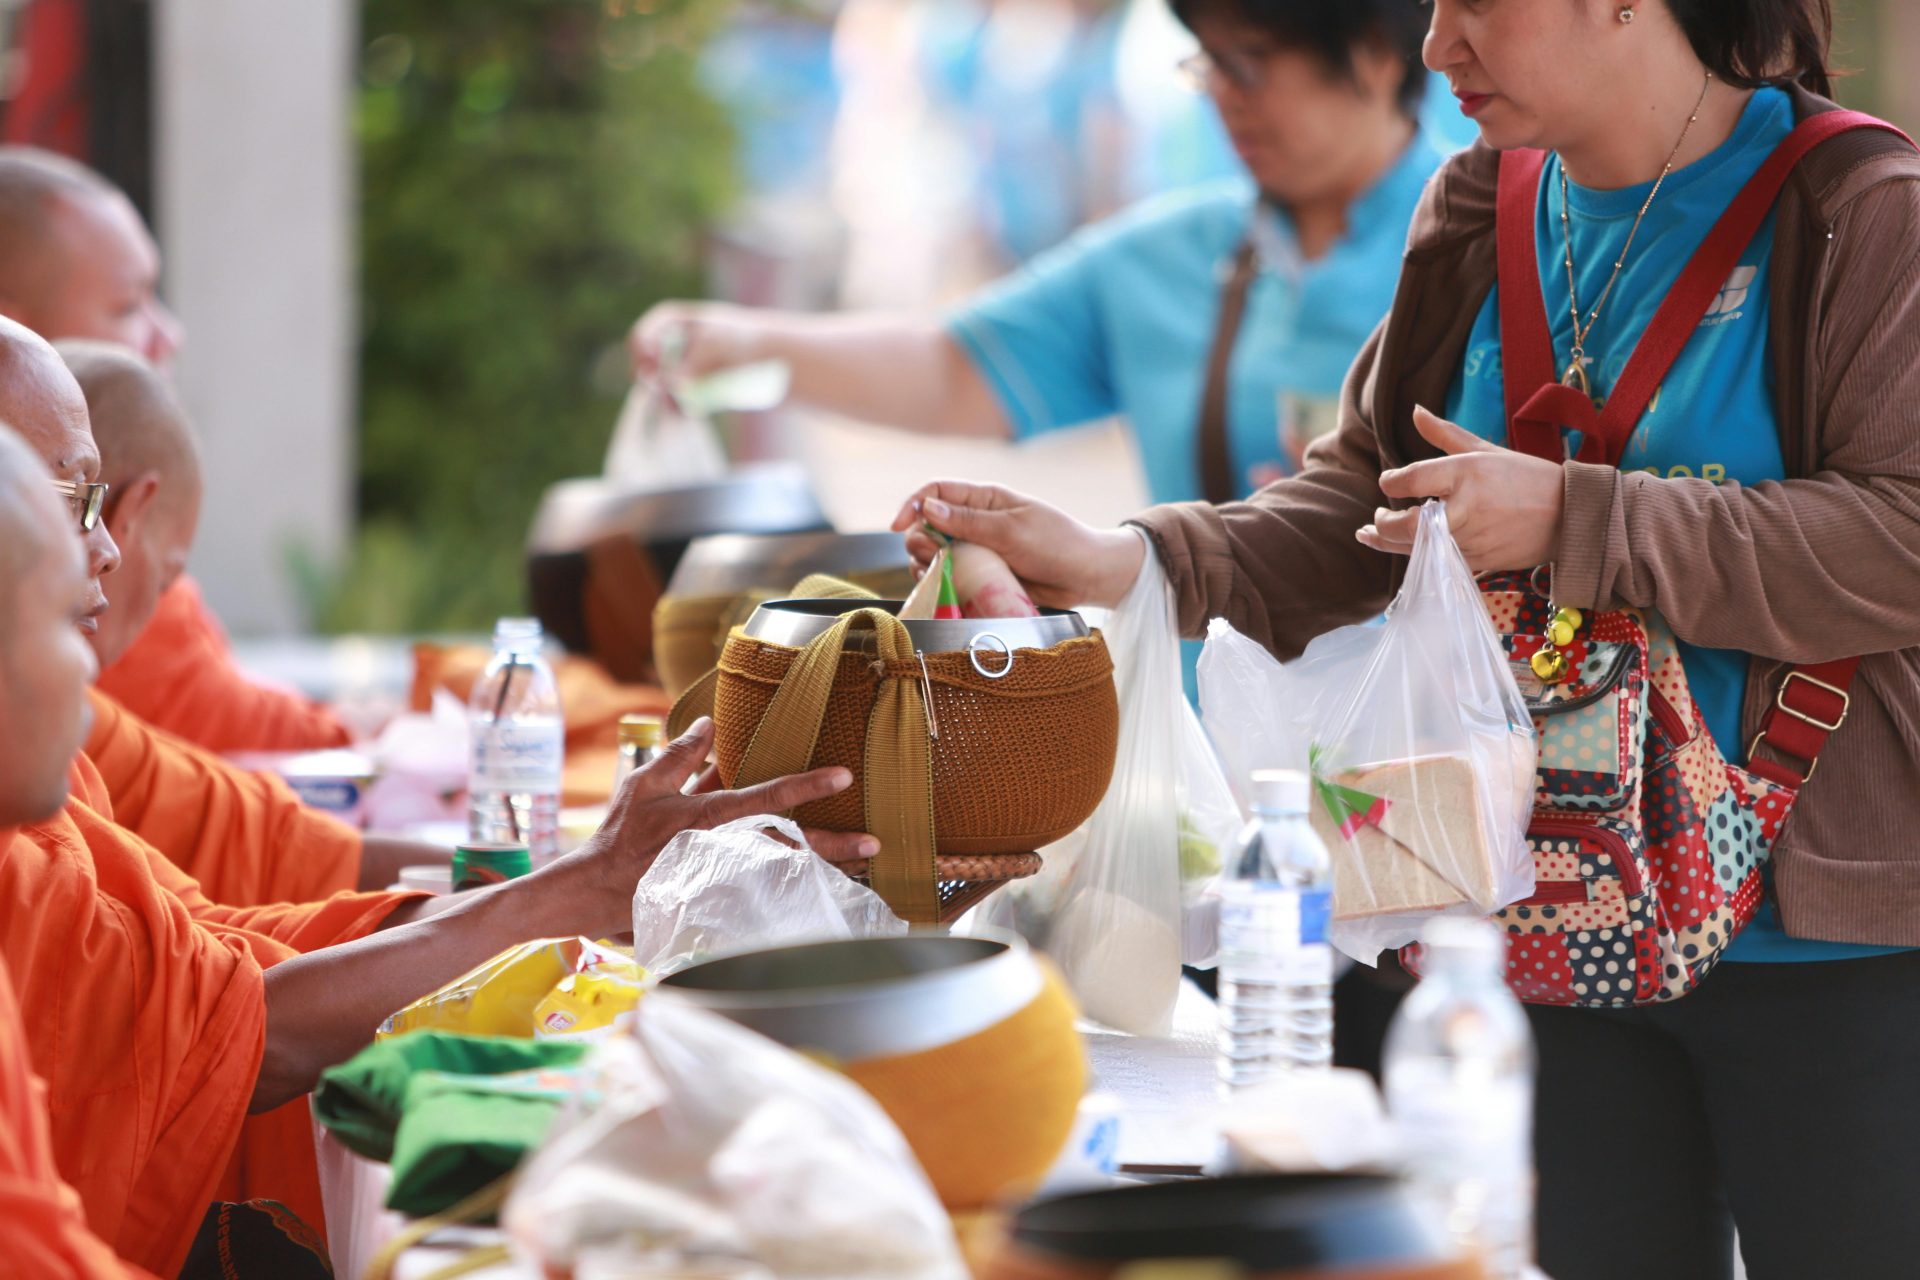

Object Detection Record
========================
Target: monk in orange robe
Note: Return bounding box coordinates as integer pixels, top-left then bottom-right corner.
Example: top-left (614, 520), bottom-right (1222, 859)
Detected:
top-left (46, 345), bottom-right (448, 902)
top-left (0, 346), bottom-right (863, 1273)
top-left (0, 398), bottom-right (158, 1280)
top-left (0, 147), bottom-right (351, 753)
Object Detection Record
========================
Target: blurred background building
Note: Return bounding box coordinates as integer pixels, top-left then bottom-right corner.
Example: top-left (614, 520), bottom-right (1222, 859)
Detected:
top-left (0, 0), bottom-right (1905, 637)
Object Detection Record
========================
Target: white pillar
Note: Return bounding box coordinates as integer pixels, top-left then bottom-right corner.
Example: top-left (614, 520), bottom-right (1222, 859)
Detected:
top-left (153, 1), bottom-right (356, 634)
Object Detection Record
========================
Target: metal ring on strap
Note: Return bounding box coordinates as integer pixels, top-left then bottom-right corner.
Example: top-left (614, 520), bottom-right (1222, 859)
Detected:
top-left (968, 632), bottom-right (1014, 679)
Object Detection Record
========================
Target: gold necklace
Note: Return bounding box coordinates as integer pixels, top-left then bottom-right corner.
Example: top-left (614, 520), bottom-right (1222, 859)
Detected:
top-left (1557, 71), bottom-right (1713, 396)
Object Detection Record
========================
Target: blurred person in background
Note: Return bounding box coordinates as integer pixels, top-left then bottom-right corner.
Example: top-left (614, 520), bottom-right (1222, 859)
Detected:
top-left (0, 146), bottom-right (354, 753)
top-left (633, 0), bottom-right (1456, 509)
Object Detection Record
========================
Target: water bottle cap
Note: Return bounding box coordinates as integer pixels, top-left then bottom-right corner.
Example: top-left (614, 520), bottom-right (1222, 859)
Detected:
top-left (1250, 768), bottom-right (1311, 814)
top-left (1418, 916), bottom-right (1505, 969)
top-left (493, 617), bottom-right (542, 643)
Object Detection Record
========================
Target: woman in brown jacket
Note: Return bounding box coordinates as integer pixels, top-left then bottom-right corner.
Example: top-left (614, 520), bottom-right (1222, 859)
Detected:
top-left (895, 2), bottom-right (1920, 1277)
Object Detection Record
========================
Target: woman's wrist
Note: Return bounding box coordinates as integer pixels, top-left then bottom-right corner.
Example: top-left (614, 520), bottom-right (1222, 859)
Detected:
top-left (1085, 526), bottom-right (1150, 608)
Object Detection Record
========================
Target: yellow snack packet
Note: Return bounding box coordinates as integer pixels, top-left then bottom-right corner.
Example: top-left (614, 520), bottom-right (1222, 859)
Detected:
top-left (377, 937), bottom-right (642, 1040)
top-left (533, 964), bottom-right (646, 1043)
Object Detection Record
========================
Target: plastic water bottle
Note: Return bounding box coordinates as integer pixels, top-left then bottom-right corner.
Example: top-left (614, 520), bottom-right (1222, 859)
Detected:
top-left (1216, 768), bottom-right (1335, 1092)
top-left (1384, 918), bottom-right (1535, 1280)
top-left (468, 618), bottom-right (563, 865)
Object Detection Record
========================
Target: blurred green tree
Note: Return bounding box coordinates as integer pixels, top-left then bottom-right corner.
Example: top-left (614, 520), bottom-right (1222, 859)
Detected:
top-left (304, 0), bottom-right (737, 633)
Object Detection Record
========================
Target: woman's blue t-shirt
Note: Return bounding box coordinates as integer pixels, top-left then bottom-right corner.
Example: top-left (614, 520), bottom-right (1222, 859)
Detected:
top-left (1443, 87), bottom-right (1902, 964)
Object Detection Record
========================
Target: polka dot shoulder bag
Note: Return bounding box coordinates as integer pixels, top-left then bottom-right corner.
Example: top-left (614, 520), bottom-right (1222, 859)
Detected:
top-left (1408, 112), bottom-right (1902, 1006)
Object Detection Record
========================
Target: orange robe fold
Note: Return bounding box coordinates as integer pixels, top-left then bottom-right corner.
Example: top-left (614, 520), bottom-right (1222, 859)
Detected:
top-left (26, 760), bottom-right (428, 1262)
top-left (0, 948), bottom-right (159, 1279)
top-left (83, 687), bottom-right (363, 906)
top-left (97, 575), bottom-right (353, 754)
top-left (0, 811), bottom-right (270, 1276)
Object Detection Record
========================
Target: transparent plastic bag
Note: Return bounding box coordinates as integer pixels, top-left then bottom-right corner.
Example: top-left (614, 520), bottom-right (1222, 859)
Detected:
top-left (631, 816), bottom-right (905, 977)
top-left (603, 378), bottom-right (730, 489)
top-left (502, 994), bottom-right (967, 1279)
top-left (973, 535), bottom-right (1230, 1034)
top-left (1171, 703), bottom-right (1244, 971)
top-left (1197, 506), bottom-right (1535, 963)
top-left (1198, 616), bottom-right (1313, 804)
top-left (604, 355), bottom-right (791, 489)
top-left (1300, 502), bottom-right (1535, 961)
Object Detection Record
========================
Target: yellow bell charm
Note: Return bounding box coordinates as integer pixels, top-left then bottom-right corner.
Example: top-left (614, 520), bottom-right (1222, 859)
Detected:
top-left (1548, 617), bottom-right (1579, 648)
top-left (1553, 605), bottom-right (1585, 633)
top-left (1531, 646), bottom-right (1572, 684)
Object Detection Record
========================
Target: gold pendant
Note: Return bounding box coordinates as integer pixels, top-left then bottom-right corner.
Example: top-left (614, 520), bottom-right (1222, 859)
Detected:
top-left (1560, 357), bottom-right (1591, 398)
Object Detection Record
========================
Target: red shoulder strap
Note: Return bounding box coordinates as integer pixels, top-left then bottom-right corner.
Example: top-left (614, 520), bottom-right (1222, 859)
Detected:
top-left (1495, 146), bottom-right (1557, 448)
top-left (1494, 109), bottom-right (1913, 789)
top-left (1590, 110), bottom-right (1910, 461)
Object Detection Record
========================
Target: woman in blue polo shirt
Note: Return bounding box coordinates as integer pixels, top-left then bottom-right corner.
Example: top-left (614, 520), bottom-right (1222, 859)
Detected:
top-left (630, 0), bottom-right (1458, 511)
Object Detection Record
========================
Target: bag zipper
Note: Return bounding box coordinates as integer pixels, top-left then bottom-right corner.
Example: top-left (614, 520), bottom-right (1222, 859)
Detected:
top-left (1528, 815), bottom-right (1644, 897)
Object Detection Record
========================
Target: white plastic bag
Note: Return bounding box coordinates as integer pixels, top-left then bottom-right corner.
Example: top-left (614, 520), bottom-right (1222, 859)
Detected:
top-left (1170, 704), bottom-right (1245, 971)
top-left (603, 378), bottom-right (731, 488)
top-left (632, 816), bottom-right (905, 977)
top-left (1197, 506), bottom-right (1535, 964)
top-left (502, 994), bottom-right (968, 1279)
top-left (603, 355), bottom-right (792, 489)
top-left (1198, 616), bottom-right (1314, 804)
top-left (974, 535), bottom-right (1233, 1035)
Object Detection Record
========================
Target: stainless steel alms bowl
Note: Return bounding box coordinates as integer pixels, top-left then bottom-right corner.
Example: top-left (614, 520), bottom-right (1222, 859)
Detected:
top-left (740, 598), bottom-right (1090, 660)
top-left (657, 934), bottom-right (1045, 1063)
top-left (663, 531), bottom-right (913, 598)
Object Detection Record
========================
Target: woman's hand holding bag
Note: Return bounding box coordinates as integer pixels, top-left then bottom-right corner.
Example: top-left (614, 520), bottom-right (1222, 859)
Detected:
top-left (1360, 406), bottom-right (1567, 573)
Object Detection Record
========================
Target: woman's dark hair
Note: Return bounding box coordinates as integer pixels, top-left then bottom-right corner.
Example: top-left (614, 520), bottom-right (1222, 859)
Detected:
top-left (1169, 0), bottom-right (1430, 117)
top-left (1665, 0), bottom-right (1835, 98)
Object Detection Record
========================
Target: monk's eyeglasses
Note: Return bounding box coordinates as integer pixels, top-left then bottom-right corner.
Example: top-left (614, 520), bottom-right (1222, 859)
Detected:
top-left (51, 479), bottom-right (109, 533)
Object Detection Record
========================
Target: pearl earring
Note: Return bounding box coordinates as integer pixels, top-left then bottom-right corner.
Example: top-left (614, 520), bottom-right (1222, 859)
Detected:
top-left (1618, 6), bottom-right (1636, 22)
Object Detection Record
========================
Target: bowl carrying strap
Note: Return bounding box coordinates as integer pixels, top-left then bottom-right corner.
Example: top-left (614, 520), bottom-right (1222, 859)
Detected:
top-left (667, 606), bottom-right (943, 924)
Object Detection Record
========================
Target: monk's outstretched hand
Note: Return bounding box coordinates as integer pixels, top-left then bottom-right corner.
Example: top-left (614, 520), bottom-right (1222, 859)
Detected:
top-left (561, 717), bottom-right (859, 932)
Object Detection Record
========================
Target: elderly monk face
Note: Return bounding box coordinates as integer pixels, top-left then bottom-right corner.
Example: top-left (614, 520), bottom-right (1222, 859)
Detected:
top-left (0, 149), bottom-right (182, 371)
top-left (0, 426), bottom-right (99, 826)
top-left (0, 318), bottom-right (121, 640)
top-left (56, 341), bottom-right (202, 668)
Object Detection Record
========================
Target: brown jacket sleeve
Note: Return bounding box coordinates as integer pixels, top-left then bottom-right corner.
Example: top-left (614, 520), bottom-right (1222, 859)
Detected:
top-left (1129, 317), bottom-right (1399, 660)
top-left (1552, 177), bottom-right (1920, 662)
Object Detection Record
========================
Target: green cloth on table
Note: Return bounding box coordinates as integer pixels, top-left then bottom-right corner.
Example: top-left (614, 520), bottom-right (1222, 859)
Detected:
top-left (314, 1032), bottom-right (590, 1216)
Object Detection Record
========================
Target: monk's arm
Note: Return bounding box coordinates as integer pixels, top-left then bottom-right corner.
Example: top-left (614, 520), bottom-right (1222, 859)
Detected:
top-left (251, 718), bottom-right (855, 1110)
top-left (355, 836), bottom-right (451, 892)
top-left (255, 857), bottom-right (600, 1110)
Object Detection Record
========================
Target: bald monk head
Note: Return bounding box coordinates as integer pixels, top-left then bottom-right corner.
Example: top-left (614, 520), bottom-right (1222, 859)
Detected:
top-left (55, 341), bottom-right (202, 669)
top-left (0, 316), bottom-right (120, 635)
top-left (0, 424), bottom-right (98, 826)
top-left (0, 147), bottom-right (181, 369)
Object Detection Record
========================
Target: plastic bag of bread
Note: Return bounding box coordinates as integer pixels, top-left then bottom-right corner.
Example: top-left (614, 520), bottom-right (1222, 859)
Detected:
top-left (1202, 503), bottom-right (1534, 964)
top-left (1301, 502), bottom-right (1536, 961)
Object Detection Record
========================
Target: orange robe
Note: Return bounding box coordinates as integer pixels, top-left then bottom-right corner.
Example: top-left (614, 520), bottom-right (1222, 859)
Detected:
top-left (0, 947), bottom-right (159, 1280)
top-left (83, 687), bottom-right (363, 907)
top-left (1, 762), bottom-right (425, 1272)
top-left (96, 575), bottom-right (352, 755)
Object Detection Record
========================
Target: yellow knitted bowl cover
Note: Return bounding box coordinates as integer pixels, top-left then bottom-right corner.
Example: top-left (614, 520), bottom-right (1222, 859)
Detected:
top-left (844, 964), bottom-right (1087, 1211)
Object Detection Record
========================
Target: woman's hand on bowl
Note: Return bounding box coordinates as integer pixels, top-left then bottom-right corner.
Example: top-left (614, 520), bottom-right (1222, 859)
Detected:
top-left (1362, 406), bottom-right (1565, 573)
top-left (890, 480), bottom-right (1146, 610)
